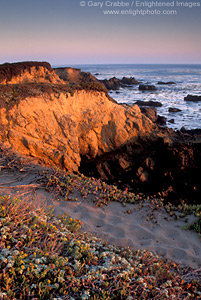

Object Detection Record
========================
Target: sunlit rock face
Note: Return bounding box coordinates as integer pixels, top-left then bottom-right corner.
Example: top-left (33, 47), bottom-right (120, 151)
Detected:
top-left (0, 61), bottom-right (63, 85)
top-left (0, 62), bottom-right (155, 172)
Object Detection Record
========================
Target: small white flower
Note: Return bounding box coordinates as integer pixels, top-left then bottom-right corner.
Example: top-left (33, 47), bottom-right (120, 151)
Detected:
top-left (136, 277), bottom-right (144, 283)
top-left (81, 292), bottom-right (90, 300)
top-left (0, 256), bottom-right (7, 263)
top-left (31, 284), bottom-right (37, 289)
top-left (74, 260), bottom-right (81, 270)
top-left (1, 249), bottom-right (10, 256)
top-left (162, 289), bottom-right (169, 297)
top-left (58, 277), bottom-right (65, 283)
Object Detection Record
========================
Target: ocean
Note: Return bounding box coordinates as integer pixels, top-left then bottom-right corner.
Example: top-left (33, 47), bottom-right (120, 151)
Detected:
top-left (56, 64), bottom-right (201, 130)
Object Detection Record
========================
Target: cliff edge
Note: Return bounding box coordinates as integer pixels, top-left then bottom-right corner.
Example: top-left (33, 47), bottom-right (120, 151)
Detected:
top-left (0, 61), bottom-right (155, 172)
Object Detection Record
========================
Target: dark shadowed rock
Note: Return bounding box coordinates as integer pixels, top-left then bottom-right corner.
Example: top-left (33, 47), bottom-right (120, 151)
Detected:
top-left (179, 128), bottom-right (201, 135)
top-left (184, 94), bottom-right (201, 102)
top-left (139, 84), bottom-right (157, 91)
top-left (100, 77), bottom-right (121, 90)
top-left (121, 77), bottom-right (139, 85)
top-left (168, 119), bottom-right (175, 124)
top-left (135, 100), bottom-right (162, 107)
top-left (157, 115), bottom-right (167, 126)
top-left (100, 76), bottom-right (138, 90)
top-left (158, 81), bottom-right (175, 85)
top-left (80, 130), bottom-right (201, 205)
top-left (140, 107), bottom-right (158, 123)
top-left (168, 107), bottom-right (182, 112)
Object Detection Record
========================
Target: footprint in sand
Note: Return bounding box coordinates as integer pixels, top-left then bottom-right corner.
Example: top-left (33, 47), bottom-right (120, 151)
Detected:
top-left (104, 224), bottom-right (126, 238)
top-left (164, 227), bottom-right (181, 239)
top-left (168, 248), bottom-right (188, 261)
top-left (131, 226), bottom-right (154, 241)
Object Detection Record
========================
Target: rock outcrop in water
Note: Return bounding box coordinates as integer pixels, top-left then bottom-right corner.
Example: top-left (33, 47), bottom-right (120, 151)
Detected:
top-left (184, 94), bottom-right (201, 102)
top-left (100, 76), bottom-right (138, 90)
top-left (135, 100), bottom-right (162, 107)
top-left (157, 81), bottom-right (175, 85)
top-left (139, 84), bottom-right (157, 91)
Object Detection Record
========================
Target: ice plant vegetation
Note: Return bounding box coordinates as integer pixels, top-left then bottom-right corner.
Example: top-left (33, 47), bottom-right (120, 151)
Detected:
top-left (0, 195), bottom-right (201, 299)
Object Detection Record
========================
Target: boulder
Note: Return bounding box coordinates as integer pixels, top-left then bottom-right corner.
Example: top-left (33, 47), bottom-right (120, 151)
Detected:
top-left (184, 94), bottom-right (201, 102)
top-left (158, 81), bottom-right (175, 85)
top-left (100, 76), bottom-right (138, 90)
top-left (140, 107), bottom-right (158, 123)
top-left (139, 84), bottom-right (157, 91)
top-left (135, 100), bottom-right (162, 107)
top-left (168, 107), bottom-right (181, 112)
top-left (100, 77), bottom-right (121, 90)
top-left (121, 77), bottom-right (139, 85)
top-left (156, 115), bottom-right (167, 126)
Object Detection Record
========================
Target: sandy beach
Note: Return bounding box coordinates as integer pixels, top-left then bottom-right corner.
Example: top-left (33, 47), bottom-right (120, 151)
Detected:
top-left (0, 164), bottom-right (200, 270)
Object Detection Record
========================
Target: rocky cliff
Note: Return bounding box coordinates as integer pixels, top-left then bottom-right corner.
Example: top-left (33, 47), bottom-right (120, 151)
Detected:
top-left (80, 129), bottom-right (201, 204)
top-left (0, 61), bottom-right (63, 85)
top-left (1, 61), bottom-right (200, 204)
top-left (0, 62), bottom-right (155, 172)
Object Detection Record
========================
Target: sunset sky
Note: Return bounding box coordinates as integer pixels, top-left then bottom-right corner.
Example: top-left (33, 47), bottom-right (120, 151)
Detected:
top-left (0, 0), bottom-right (201, 65)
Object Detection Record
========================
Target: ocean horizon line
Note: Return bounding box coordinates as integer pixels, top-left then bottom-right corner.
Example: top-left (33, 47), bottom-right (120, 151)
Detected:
top-left (53, 63), bottom-right (201, 67)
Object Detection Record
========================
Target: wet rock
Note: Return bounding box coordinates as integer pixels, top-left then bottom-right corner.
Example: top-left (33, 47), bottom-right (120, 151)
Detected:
top-left (157, 115), bottom-right (167, 126)
top-left (140, 107), bottom-right (158, 123)
top-left (184, 94), bottom-right (201, 102)
top-left (168, 119), bottom-right (175, 124)
top-left (168, 107), bottom-right (181, 112)
top-left (139, 84), bottom-right (157, 91)
top-left (100, 76), bottom-right (138, 90)
top-left (158, 81), bottom-right (175, 85)
top-left (121, 77), bottom-right (139, 85)
top-left (135, 100), bottom-right (162, 107)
